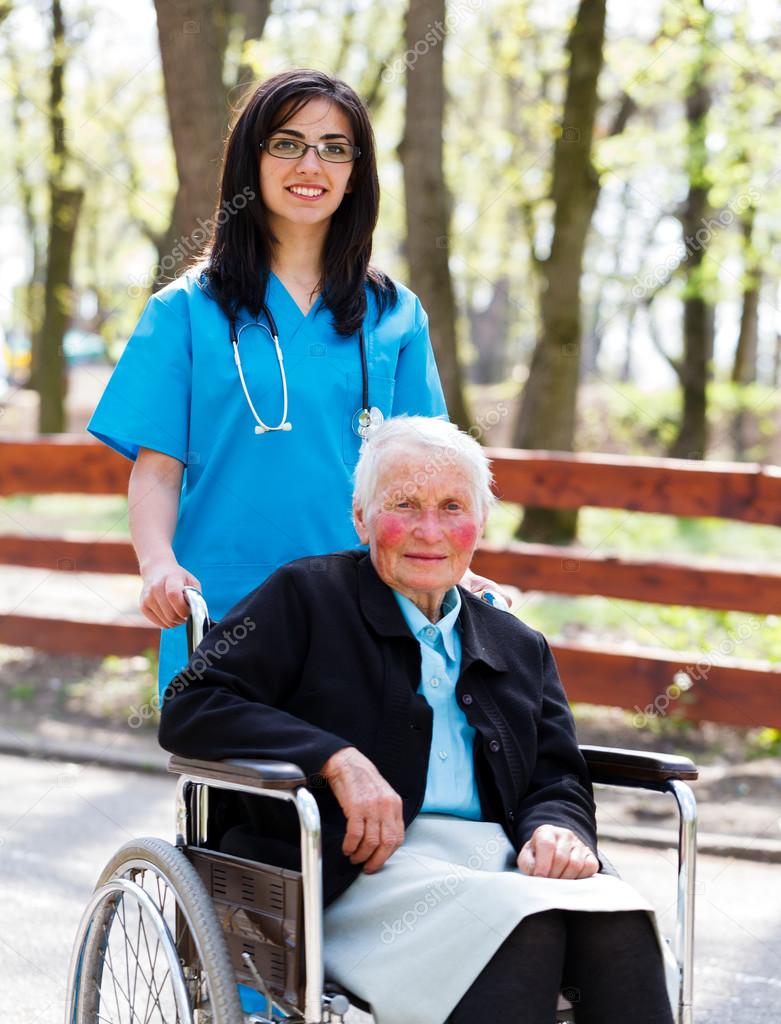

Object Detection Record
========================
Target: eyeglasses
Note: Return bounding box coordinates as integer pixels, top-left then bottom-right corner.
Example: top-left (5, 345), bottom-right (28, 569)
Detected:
top-left (260, 136), bottom-right (361, 164)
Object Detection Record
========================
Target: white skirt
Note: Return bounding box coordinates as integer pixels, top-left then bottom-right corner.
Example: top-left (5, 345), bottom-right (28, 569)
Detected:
top-left (323, 814), bottom-right (678, 1024)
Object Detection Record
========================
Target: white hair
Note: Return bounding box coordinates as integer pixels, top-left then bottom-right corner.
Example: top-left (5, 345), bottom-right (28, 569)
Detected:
top-left (352, 415), bottom-right (496, 521)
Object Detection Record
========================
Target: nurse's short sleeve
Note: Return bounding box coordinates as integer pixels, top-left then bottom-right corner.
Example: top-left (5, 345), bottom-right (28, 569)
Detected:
top-left (88, 290), bottom-right (192, 463)
top-left (391, 297), bottom-right (448, 419)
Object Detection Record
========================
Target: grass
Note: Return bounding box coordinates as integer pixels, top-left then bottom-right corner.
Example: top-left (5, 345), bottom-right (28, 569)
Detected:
top-left (2, 493), bottom-right (779, 662)
top-left (486, 503), bottom-right (781, 664)
top-left (486, 501), bottom-right (781, 563)
top-left (0, 494), bottom-right (129, 537)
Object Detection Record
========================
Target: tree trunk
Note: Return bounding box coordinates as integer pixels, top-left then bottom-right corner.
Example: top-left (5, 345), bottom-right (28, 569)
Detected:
top-left (467, 277), bottom-right (511, 385)
top-left (399, 0), bottom-right (470, 429)
top-left (8, 43), bottom-right (43, 388)
top-left (733, 285), bottom-right (760, 385)
top-left (153, 0), bottom-right (227, 279)
top-left (583, 178), bottom-right (632, 376)
top-left (36, 0), bottom-right (83, 433)
top-left (511, 0), bottom-right (607, 542)
top-left (669, 0), bottom-right (713, 461)
top-left (39, 186), bottom-right (83, 432)
top-left (228, 0), bottom-right (273, 106)
top-left (730, 213), bottom-right (760, 460)
top-left (732, 210), bottom-right (760, 385)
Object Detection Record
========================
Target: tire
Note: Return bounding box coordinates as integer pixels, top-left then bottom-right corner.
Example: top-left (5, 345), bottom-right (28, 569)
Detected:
top-left (71, 836), bottom-right (244, 1024)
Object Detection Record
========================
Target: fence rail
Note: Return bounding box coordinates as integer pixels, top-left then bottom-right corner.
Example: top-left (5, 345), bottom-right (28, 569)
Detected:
top-left (1, 436), bottom-right (780, 728)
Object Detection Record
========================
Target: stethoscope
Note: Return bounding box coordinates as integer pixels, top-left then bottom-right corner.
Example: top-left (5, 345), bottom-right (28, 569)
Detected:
top-left (229, 302), bottom-right (383, 439)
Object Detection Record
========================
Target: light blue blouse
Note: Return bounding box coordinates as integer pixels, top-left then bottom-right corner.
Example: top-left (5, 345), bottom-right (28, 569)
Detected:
top-left (394, 588), bottom-right (483, 820)
top-left (88, 269), bottom-right (447, 693)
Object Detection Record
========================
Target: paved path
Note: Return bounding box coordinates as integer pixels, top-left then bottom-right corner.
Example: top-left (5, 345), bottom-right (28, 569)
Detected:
top-left (1, 752), bottom-right (778, 1023)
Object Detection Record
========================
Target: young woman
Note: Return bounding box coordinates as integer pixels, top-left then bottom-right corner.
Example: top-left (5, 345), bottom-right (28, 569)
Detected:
top-left (89, 68), bottom-right (498, 694)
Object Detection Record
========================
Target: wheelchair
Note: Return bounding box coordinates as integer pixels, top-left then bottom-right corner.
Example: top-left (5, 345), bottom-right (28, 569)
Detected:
top-left (65, 589), bottom-right (699, 1024)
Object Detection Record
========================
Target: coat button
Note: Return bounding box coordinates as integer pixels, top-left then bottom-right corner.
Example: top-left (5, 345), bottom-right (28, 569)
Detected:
top-left (508, 810), bottom-right (515, 822)
top-left (462, 693), bottom-right (473, 705)
top-left (489, 739), bottom-right (500, 752)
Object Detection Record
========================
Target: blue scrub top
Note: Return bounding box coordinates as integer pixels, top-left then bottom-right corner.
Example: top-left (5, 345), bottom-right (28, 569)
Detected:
top-left (88, 269), bottom-right (448, 692)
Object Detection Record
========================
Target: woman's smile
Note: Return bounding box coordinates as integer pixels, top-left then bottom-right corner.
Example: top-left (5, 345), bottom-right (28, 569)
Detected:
top-left (286, 184), bottom-right (327, 200)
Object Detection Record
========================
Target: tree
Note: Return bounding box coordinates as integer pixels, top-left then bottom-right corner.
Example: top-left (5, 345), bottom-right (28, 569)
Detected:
top-left (152, 0), bottom-right (227, 284)
top-left (510, 0), bottom-right (607, 542)
top-left (669, 0), bottom-right (713, 460)
top-left (399, 0), bottom-right (470, 428)
top-left (37, 0), bottom-right (83, 433)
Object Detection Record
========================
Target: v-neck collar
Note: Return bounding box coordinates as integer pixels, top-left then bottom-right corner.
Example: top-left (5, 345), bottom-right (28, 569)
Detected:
top-left (269, 270), bottom-right (323, 322)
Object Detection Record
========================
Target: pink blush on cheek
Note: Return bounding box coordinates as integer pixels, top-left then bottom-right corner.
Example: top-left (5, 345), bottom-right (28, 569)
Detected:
top-left (450, 521), bottom-right (480, 550)
top-left (374, 514), bottom-right (409, 547)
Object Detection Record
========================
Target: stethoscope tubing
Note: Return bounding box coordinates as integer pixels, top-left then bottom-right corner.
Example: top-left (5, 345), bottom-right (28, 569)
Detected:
top-left (229, 300), bottom-right (371, 436)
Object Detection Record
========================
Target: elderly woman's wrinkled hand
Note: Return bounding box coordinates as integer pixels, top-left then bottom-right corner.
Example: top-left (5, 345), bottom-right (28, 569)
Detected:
top-left (321, 746), bottom-right (405, 873)
top-left (516, 825), bottom-right (599, 880)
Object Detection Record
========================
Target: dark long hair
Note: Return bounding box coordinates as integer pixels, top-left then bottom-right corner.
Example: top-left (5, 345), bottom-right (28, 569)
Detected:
top-left (199, 69), bottom-right (396, 336)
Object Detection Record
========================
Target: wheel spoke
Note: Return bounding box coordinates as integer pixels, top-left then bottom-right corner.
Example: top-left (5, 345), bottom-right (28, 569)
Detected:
top-left (73, 846), bottom-right (236, 1024)
top-left (142, 966), bottom-right (171, 1024)
top-left (130, 890), bottom-right (144, 1018)
top-left (97, 892), bottom-right (175, 1024)
top-left (103, 908), bottom-right (129, 1024)
top-left (137, 907), bottom-right (167, 1022)
top-left (117, 896), bottom-right (135, 1023)
top-left (100, 936), bottom-right (146, 1024)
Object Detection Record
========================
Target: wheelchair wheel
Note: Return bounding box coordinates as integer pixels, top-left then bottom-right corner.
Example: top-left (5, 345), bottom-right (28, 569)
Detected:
top-left (66, 837), bottom-right (244, 1024)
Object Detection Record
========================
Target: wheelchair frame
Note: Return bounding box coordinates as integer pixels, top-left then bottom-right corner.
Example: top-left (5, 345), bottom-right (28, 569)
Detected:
top-left (66, 589), bottom-right (699, 1024)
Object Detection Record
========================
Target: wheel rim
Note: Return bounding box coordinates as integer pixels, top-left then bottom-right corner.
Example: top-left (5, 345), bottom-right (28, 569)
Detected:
top-left (76, 861), bottom-right (217, 1023)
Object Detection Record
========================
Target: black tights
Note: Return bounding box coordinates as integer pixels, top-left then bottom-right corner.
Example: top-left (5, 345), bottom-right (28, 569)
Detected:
top-left (446, 909), bottom-right (674, 1024)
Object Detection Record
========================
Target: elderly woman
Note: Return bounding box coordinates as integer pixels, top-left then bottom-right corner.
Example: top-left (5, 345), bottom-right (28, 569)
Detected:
top-left (159, 417), bottom-right (675, 1024)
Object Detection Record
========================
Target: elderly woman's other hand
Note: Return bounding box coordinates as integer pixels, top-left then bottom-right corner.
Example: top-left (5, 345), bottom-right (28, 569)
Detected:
top-left (321, 746), bottom-right (405, 874)
top-left (516, 825), bottom-right (599, 880)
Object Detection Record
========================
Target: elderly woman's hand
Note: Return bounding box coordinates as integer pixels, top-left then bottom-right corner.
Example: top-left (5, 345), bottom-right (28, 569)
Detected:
top-left (321, 746), bottom-right (405, 874)
top-left (516, 825), bottom-right (599, 880)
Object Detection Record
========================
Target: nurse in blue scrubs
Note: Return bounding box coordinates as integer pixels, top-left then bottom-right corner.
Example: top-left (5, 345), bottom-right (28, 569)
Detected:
top-left (89, 68), bottom-right (501, 696)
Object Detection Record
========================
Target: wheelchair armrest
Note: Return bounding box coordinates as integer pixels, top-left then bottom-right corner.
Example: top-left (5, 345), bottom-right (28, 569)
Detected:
top-left (580, 744), bottom-right (698, 786)
top-left (167, 755), bottom-right (308, 790)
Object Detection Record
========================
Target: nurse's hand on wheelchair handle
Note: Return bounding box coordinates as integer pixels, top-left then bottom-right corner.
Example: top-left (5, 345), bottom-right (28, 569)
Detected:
top-left (516, 825), bottom-right (599, 880)
top-left (140, 559), bottom-right (202, 629)
top-left (320, 746), bottom-right (405, 874)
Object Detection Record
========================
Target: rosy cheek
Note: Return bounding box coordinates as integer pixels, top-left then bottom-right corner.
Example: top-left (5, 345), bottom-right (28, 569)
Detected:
top-left (450, 521), bottom-right (480, 550)
top-left (374, 514), bottom-right (408, 548)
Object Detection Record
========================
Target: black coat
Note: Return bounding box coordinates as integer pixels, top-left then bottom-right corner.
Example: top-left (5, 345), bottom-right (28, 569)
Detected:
top-left (158, 549), bottom-right (598, 906)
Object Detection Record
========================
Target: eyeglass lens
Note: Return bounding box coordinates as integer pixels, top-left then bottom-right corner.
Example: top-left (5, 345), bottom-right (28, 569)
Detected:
top-left (264, 137), bottom-right (358, 163)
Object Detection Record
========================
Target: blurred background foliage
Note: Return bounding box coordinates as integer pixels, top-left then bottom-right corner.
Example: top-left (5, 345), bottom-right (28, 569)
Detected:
top-left (1, 0), bottom-right (781, 467)
top-left (2, 0), bottom-right (781, 741)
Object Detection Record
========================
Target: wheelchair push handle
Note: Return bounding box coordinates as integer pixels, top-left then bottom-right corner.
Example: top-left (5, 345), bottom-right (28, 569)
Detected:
top-left (183, 586), bottom-right (211, 656)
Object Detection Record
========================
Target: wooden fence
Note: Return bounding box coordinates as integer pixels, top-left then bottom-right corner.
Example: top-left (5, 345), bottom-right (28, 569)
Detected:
top-left (1, 437), bottom-right (780, 728)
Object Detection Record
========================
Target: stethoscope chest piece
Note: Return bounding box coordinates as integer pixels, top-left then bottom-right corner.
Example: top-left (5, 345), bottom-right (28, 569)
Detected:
top-left (255, 422), bottom-right (292, 434)
top-left (353, 405), bottom-right (384, 440)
